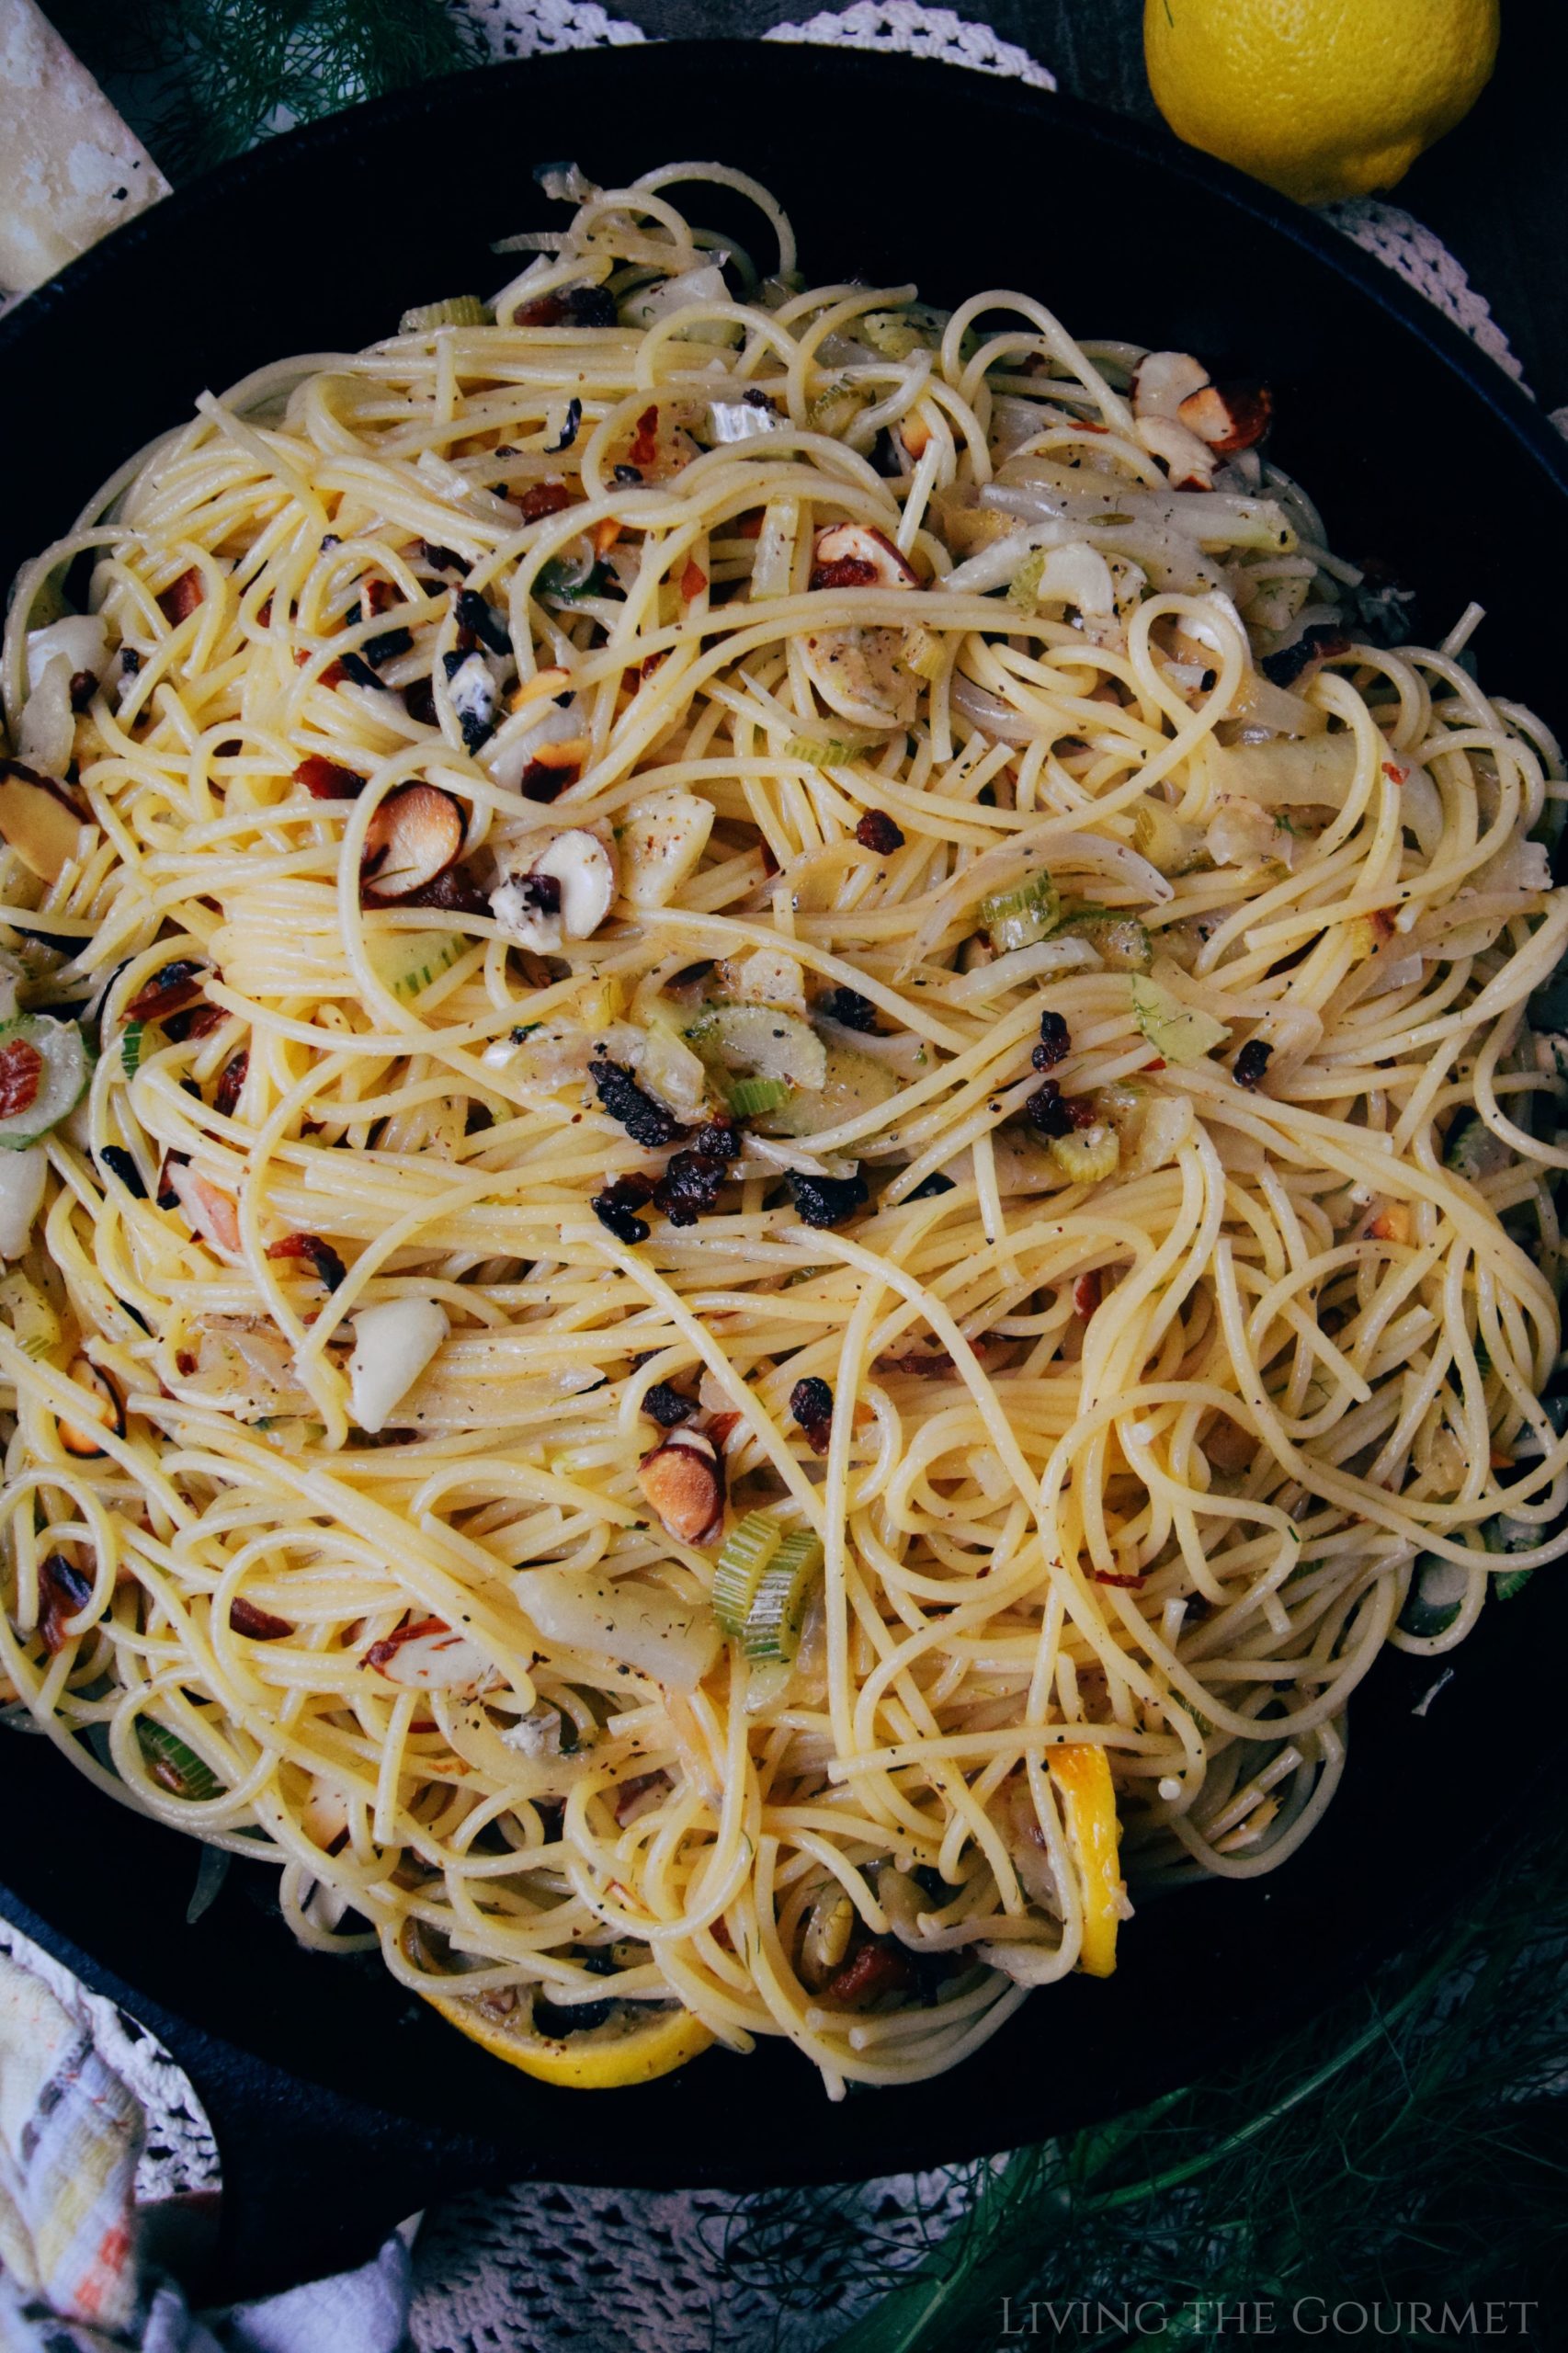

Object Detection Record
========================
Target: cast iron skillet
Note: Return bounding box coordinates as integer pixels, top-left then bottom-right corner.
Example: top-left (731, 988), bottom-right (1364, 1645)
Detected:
top-left (1, 40), bottom-right (1566, 2301)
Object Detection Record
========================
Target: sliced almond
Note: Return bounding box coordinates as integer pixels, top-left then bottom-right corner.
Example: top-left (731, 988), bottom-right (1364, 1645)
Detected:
top-left (1135, 415), bottom-right (1216, 491)
top-left (58, 1356), bottom-right (126, 1457)
top-left (166, 1164), bottom-right (242, 1256)
top-left (301, 1773), bottom-right (352, 1853)
top-left (361, 785), bottom-right (465, 901)
top-left (491, 827), bottom-right (617, 952)
top-left (810, 522), bottom-right (920, 592)
top-left (801, 626), bottom-right (920, 729)
top-left (1131, 351), bottom-right (1210, 422)
top-left (509, 665), bottom-right (574, 712)
top-left (1176, 381), bottom-right (1273, 454)
top-left (618, 790), bottom-right (714, 908)
top-left (638, 1426), bottom-right (725, 1547)
top-left (360, 1615), bottom-right (485, 1690)
top-left (0, 760), bottom-right (94, 883)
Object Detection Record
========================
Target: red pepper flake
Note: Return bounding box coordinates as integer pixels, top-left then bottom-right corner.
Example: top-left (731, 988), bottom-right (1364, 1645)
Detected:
top-left (856, 810), bottom-right (905, 855)
top-left (68, 669), bottom-right (97, 710)
top-left (1073, 1270), bottom-right (1101, 1321)
top-left (363, 578), bottom-right (396, 618)
top-left (319, 659), bottom-right (347, 688)
top-left (230, 1597), bottom-right (293, 1641)
top-left (1382, 761), bottom-right (1407, 783)
top-left (362, 1615), bottom-right (450, 1672)
top-left (515, 480), bottom-right (574, 524)
top-left (1090, 1567), bottom-right (1146, 1586)
top-left (176, 1350), bottom-right (198, 1377)
top-left (126, 960), bottom-right (207, 1024)
top-left (165, 1003), bottom-right (225, 1043)
top-left (215, 1051), bottom-right (248, 1119)
top-left (39, 1553), bottom-right (94, 1653)
top-left (812, 555), bottom-right (880, 590)
top-left (0, 1039), bottom-right (43, 1120)
top-left (630, 404), bottom-right (660, 468)
top-left (295, 756), bottom-right (362, 800)
top-left (679, 558), bottom-right (708, 603)
top-left (158, 569), bottom-right (203, 625)
top-left (822, 1939), bottom-right (915, 2008)
top-left (735, 510), bottom-right (764, 540)
top-left (256, 598), bottom-right (273, 628)
top-left (1144, 1056), bottom-right (1166, 1073)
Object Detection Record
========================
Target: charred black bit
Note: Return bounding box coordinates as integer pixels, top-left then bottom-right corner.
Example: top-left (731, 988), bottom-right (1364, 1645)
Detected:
top-left (563, 285), bottom-right (617, 328)
top-left (590, 1172), bottom-right (655, 1246)
top-left (266, 1232), bottom-right (348, 1290)
top-left (643, 1381), bottom-right (699, 1427)
top-left (613, 464), bottom-right (643, 486)
top-left (817, 986), bottom-right (881, 1034)
top-left (337, 651), bottom-right (385, 691)
top-left (363, 626), bottom-right (414, 668)
top-left (689, 1119), bottom-right (740, 1162)
top-left (511, 872), bottom-right (562, 917)
top-left (39, 1553), bottom-right (94, 1653)
top-left (517, 285), bottom-right (617, 331)
top-left (547, 398), bottom-right (584, 454)
top-left (403, 676), bottom-right (437, 726)
top-left (401, 864), bottom-right (489, 916)
top-left (532, 1990), bottom-right (615, 2038)
top-left (454, 589), bottom-right (512, 658)
top-left (1024, 1080), bottom-right (1073, 1139)
top-left (125, 959), bottom-right (205, 1024)
top-left (787, 1168), bottom-right (869, 1229)
top-left (789, 1375), bottom-right (834, 1455)
top-left (68, 669), bottom-right (97, 711)
top-left (119, 647), bottom-right (142, 676)
top-left (588, 1058), bottom-right (686, 1150)
top-left (1233, 1039), bottom-right (1273, 1090)
top-left (1260, 623), bottom-right (1351, 688)
top-left (855, 810), bottom-right (905, 855)
top-left (119, 1299), bottom-right (152, 1334)
top-left (653, 1150), bottom-right (726, 1227)
top-left (1034, 1010), bottom-right (1071, 1070)
top-left (743, 388), bottom-right (777, 412)
top-left (416, 541), bottom-right (465, 574)
top-left (97, 1145), bottom-right (146, 1199)
top-left (907, 1171), bottom-right (955, 1201)
top-left (156, 1149), bottom-right (188, 1211)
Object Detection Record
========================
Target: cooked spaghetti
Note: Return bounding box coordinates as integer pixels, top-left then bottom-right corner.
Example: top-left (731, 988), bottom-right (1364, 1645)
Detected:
top-left (1, 162), bottom-right (1565, 2096)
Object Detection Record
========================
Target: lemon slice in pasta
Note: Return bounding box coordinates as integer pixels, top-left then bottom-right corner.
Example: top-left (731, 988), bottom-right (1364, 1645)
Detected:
top-left (1049, 1745), bottom-right (1124, 1979)
top-left (416, 1986), bottom-right (714, 2089)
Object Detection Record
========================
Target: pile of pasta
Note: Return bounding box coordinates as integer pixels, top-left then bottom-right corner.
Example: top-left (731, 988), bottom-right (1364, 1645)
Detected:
top-left (1, 161), bottom-right (1565, 2095)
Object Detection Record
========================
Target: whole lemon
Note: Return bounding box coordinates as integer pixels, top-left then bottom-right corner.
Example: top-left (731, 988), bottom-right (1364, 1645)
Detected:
top-left (1143, 0), bottom-right (1499, 207)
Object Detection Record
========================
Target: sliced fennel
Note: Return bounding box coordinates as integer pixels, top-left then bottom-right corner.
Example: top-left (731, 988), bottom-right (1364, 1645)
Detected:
top-left (399, 296), bottom-right (494, 333)
top-left (978, 873), bottom-right (1060, 955)
top-left (685, 1003), bottom-right (827, 1092)
top-left (712, 1512), bottom-right (785, 1635)
top-left (367, 929), bottom-right (468, 1001)
top-left (1130, 976), bottom-right (1230, 1065)
top-left (740, 1529), bottom-right (824, 1663)
top-left (758, 1041), bottom-right (897, 1138)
